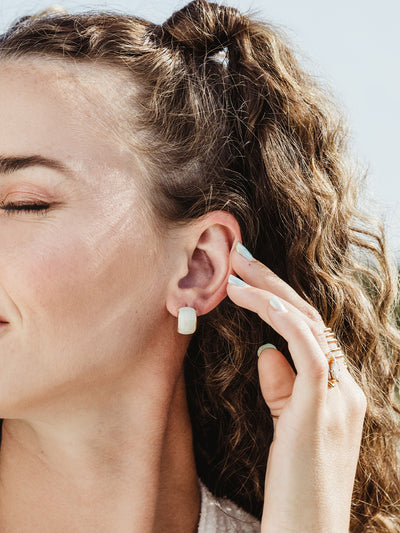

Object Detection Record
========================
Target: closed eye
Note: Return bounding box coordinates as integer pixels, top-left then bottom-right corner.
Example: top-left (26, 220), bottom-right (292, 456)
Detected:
top-left (0, 202), bottom-right (50, 215)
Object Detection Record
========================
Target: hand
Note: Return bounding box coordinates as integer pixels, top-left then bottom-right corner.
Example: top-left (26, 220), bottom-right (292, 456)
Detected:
top-left (227, 243), bottom-right (367, 533)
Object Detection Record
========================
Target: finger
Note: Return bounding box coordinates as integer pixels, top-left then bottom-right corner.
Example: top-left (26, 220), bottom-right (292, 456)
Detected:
top-left (231, 242), bottom-right (323, 325)
top-left (228, 273), bottom-right (353, 394)
top-left (230, 242), bottom-right (336, 366)
top-left (227, 275), bottom-right (331, 373)
top-left (227, 280), bottom-right (329, 404)
top-left (257, 345), bottom-right (296, 427)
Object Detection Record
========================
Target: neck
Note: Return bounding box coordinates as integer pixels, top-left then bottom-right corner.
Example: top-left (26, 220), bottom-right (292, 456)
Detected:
top-left (0, 365), bottom-right (200, 533)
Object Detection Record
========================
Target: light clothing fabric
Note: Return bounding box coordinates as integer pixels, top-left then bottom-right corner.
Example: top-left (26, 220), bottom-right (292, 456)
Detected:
top-left (197, 477), bottom-right (261, 532)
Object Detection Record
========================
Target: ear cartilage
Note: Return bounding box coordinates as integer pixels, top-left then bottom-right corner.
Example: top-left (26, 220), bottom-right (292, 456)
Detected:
top-left (177, 306), bottom-right (197, 334)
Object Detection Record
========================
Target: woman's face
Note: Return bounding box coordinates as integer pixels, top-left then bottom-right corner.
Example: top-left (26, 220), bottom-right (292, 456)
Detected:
top-left (0, 59), bottom-right (172, 418)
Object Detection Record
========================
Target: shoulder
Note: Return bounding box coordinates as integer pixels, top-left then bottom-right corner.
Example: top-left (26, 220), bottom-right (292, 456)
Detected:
top-left (197, 478), bottom-right (261, 533)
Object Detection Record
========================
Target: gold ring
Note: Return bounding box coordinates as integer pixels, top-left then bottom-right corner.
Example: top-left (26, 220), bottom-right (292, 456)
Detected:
top-left (323, 327), bottom-right (347, 387)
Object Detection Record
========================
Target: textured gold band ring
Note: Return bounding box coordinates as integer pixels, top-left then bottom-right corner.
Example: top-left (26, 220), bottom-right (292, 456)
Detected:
top-left (323, 327), bottom-right (347, 388)
top-left (269, 327), bottom-right (346, 421)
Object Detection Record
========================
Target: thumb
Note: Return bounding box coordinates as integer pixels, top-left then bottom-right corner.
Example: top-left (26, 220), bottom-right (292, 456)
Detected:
top-left (257, 345), bottom-right (296, 428)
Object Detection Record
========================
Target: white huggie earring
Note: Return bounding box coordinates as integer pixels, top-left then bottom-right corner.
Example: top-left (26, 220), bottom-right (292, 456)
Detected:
top-left (177, 307), bottom-right (197, 334)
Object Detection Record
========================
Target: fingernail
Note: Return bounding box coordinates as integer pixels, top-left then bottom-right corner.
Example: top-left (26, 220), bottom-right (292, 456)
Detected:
top-left (235, 242), bottom-right (254, 260)
top-left (257, 343), bottom-right (277, 358)
top-left (228, 274), bottom-right (249, 287)
top-left (269, 295), bottom-right (288, 312)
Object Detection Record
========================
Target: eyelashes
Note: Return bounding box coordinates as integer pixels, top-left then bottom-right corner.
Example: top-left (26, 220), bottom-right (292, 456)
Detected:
top-left (0, 202), bottom-right (51, 216)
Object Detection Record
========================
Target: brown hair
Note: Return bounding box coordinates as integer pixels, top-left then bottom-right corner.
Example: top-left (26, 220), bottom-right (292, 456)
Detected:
top-left (1, 1), bottom-right (399, 529)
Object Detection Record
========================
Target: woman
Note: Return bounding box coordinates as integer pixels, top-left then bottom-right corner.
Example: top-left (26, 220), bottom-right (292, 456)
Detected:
top-left (0, 0), bottom-right (398, 531)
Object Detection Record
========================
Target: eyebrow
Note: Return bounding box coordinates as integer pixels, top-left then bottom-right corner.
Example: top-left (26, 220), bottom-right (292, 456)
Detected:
top-left (0, 155), bottom-right (74, 177)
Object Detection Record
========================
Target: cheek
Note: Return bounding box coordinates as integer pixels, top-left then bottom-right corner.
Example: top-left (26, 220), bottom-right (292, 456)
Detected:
top-left (25, 233), bottom-right (103, 324)
top-left (0, 213), bottom-right (165, 415)
top-left (32, 222), bottom-right (159, 330)
top-left (5, 220), bottom-right (103, 326)
top-left (6, 212), bottom-right (163, 364)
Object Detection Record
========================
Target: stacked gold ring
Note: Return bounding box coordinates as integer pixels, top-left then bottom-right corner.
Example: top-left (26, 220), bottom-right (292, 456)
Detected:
top-left (323, 327), bottom-right (347, 388)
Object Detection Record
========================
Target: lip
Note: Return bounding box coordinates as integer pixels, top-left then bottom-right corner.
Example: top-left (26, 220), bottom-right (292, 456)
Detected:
top-left (0, 318), bottom-right (9, 323)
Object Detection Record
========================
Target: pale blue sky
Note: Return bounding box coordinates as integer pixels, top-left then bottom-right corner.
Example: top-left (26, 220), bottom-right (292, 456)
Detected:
top-left (1, 0), bottom-right (399, 261)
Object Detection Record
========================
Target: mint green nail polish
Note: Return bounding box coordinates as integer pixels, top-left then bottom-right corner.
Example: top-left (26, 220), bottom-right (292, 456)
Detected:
top-left (228, 274), bottom-right (249, 287)
top-left (269, 295), bottom-right (288, 312)
top-left (257, 343), bottom-right (277, 358)
top-left (236, 242), bottom-right (254, 260)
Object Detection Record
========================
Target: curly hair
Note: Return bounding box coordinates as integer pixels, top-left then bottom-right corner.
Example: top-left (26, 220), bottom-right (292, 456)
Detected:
top-left (1, 1), bottom-right (399, 530)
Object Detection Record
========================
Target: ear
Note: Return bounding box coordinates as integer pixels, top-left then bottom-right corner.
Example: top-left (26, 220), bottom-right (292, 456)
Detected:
top-left (165, 210), bottom-right (242, 319)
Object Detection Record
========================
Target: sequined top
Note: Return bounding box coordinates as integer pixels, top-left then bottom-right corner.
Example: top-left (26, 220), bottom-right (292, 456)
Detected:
top-left (197, 478), bottom-right (261, 532)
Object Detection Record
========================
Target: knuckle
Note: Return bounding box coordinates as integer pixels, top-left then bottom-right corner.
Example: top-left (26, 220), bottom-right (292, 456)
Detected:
top-left (288, 320), bottom-right (329, 380)
top-left (310, 357), bottom-right (330, 381)
top-left (311, 322), bottom-right (329, 346)
top-left (291, 319), bottom-right (311, 338)
top-left (302, 305), bottom-right (323, 324)
top-left (325, 404), bottom-right (346, 435)
top-left (350, 386), bottom-right (368, 415)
